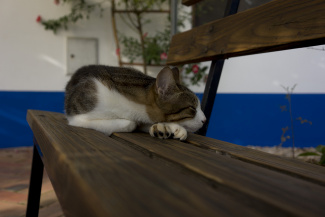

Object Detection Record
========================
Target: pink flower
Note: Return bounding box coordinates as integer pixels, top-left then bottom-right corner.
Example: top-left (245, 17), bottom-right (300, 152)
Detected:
top-left (116, 48), bottom-right (120, 56)
top-left (54, 0), bottom-right (60, 5)
top-left (36, 15), bottom-right (42, 23)
top-left (204, 74), bottom-right (208, 83)
top-left (160, 52), bottom-right (168, 60)
top-left (192, 64), bottom-right (199, 74)
top-left (142, 32), bottom-right (148, 39)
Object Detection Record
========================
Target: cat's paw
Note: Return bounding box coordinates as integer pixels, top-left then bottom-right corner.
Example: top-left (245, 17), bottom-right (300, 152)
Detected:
top-left (149, 123), bottom-right (187, 141)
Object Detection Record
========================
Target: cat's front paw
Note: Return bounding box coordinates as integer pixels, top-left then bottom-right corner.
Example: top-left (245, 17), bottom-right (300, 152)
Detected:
top-left (149, 123), bottom-right (187, 141)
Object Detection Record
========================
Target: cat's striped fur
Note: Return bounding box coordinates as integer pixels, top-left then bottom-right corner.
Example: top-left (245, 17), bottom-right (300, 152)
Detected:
top-left (65, 65), bottom-right (206, 140)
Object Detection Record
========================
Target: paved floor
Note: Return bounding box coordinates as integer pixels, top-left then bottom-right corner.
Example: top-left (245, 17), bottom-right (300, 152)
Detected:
top-left (0, 147), bottom-right (64, 217)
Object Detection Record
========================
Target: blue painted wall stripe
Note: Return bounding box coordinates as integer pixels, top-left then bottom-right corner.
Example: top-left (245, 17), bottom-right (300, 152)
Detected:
top-left (1, 91), bottom-right (324, 148)
top-left (0, 91), bottom-right (65, 148)
top-left (196, 93), bottom-right (325, 147)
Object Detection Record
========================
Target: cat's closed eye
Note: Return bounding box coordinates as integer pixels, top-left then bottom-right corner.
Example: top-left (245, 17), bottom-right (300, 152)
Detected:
top-left (188, 106), bottom-right (197, 113)
top-left (178, 107), bottom-right (197, 119)
top-left (174, 106), bottom-right (196, 115)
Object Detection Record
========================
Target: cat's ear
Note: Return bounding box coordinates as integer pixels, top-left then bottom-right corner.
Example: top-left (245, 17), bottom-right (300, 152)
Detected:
top-left (171, 67), bottom-right (180, 84)
top-left (156, 67), bottom-right (179, 96)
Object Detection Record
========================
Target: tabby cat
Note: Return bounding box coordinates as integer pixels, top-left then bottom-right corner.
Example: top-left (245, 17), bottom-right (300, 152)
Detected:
top-left (64, 65), bottom-right (206, 140)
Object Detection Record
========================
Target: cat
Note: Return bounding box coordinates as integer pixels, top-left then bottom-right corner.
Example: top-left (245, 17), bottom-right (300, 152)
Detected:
top-left (64, 65), bottom-right (206, 140)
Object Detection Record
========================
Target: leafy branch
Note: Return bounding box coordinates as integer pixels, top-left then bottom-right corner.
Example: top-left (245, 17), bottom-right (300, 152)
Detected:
top-left (279, 84), bottom-right (313, 158)
top-left (279, 84), bottom-right (297, 156)
top-left (115, 0), bottom-right (207, 83)
top-left (36, 0), bottom-right (208, 85)
top-left (119, 28), bottom-right (170, 65)
top-left (38, 0), bottom-right (107, 34)
top-left (181, 64), bottom-right (208, 86)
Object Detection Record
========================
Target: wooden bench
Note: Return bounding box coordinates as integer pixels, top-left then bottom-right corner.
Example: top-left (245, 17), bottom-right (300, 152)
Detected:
top-left (169, 0), bottom-right (325, 135)
top-left (26, 0), bottom-right (325, 216)
top-left (26, 110), bottom-right (325, 216)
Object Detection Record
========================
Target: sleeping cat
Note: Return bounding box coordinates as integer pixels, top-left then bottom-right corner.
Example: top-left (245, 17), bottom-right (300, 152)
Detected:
top-left (64, 65), bottom-right (206, 140)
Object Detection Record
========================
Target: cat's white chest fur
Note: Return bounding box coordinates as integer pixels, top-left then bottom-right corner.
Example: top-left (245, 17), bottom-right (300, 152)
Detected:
top-left (90, 79), bottom-right (152, 123)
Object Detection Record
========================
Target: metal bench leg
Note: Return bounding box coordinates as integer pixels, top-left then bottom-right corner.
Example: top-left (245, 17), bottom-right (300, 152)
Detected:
top-left (197, 0), bottom-right (240, 136)
top-left (198, 59), bottom-right (225, 136)
top-left (26, 139), bottom-right (44, 217)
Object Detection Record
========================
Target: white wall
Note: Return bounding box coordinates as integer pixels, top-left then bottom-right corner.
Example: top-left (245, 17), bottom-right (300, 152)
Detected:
top-left (220, 46), bottom-right (325, 93)
top-left (0, 0), bottom-right (116, 91)
top-left (190, 46), bottom-right (325, 94)
top-left (1, 0), bottom-right (325, 94)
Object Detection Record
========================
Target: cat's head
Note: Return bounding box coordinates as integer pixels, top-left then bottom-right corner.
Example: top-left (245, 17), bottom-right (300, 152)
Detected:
top-left (152, 67), bottom-right (206, 133)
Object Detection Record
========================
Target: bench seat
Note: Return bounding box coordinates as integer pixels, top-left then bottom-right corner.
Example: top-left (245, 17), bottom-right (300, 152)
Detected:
top-left (26, 109), bottom-right (325, 217)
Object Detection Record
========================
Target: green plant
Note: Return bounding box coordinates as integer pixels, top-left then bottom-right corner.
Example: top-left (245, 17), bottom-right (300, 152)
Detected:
top-left (298, 145), bottom-right (325, 166)
top-left (37, 0), bottom-right (107, 34)
top-left (113, 0), bottom-right (168, 74)
top-left (37, 0), bottom-right (208, 85)
top-left (278, 84), bottom-right (312, 158)
top-left (119, 29), bottom-right (170, 65)
top-left (181, 63), bottom-right (208, 86)
top-left (115, 0), bottom-right (208, 83)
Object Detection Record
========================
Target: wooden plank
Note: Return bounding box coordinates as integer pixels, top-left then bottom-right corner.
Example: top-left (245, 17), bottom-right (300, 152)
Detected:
top-left (182, 0), bottom-right (203, 6)
top-left (167, 0), bottom-right (325, 65)
top-left (187, 134), bottom-right (325, 186)
top-left (26, 110), bottom-right (266, 217)
top-left (114, 132), bottom-right (325, 217)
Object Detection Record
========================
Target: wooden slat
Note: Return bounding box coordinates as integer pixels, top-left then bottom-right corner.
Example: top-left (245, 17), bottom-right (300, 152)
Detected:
top-left (182, 0), bottom-right (203, 6)
top-left (114, 132), bottom-right (325, 217)
top-left (26, 110), bottom-right (265, 217)
top-left (115, 133), bottom-right (325, 216)
top-left (167, 0), bottom-right (325, 65)
top-left (27, 110), bottom-right (325, 216)
top-left (187, 134), bottom-right (325, 186)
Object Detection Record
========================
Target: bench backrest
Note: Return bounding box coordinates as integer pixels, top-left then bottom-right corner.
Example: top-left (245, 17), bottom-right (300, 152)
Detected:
top-left (167, 0), bottom-right (325, 135)
top-left (167, 0), bottom-right (325, 65)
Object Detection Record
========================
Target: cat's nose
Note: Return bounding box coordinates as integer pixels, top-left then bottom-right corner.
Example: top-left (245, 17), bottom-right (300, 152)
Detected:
top-left (202, 118), bottom-right (206, 124)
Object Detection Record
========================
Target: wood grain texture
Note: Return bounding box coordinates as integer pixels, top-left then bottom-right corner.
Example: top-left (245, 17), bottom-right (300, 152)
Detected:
top-left (26, 110), bottom-right (259, 217)
top-left (114, 132), bottom-right (325, 217)
top-left (182, 0), bottom-right (203, 6)
top-left (186, 134), bottom-right (325, 186)
top-left (167, 0), bottom-right (325, 65)
top-left (27, 110), bottom-right (325, 217)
